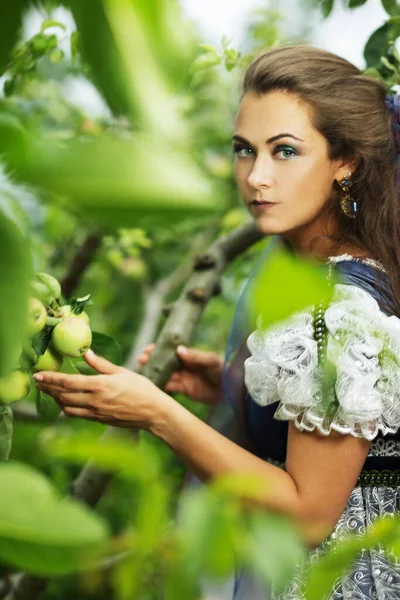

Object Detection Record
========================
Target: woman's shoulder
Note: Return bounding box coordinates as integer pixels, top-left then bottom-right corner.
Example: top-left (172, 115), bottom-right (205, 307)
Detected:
top-left (327, 253), bottom-right (396, 317)
top-left (244, 255), bottom-right (400, 441)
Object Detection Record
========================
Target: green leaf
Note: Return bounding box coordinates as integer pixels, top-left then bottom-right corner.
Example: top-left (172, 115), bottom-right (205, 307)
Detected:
top-left (364, 22), bottom-right (395, 68)
top-left (0, 209), bottom-right (31, 377)
top-left (70, 294), bottom-right (92, 314)
top-left (0, 407), bottom-right (13, 461)
top-left (320, 0), bottom-right (335, 18)
top-left (67, 0), bottom-right (133, 115)
top-left (164, 562), bottom-right (201, 600)
top-left (40, 430), bottom-right (161, 481)
top-left (304, 537), bottom-right (365, 600)
top-left (304, 517), bottom-right (399, 600)
top-left (0, 462), bottom-right (109, 575)
top-left (243, 512), bottom-right (305, 592)
top-left (91, 332), bottom-right (122, 365)
top-left (40, 19), bottom-right (67, 33)
top-left (190, 52), bottom-right (221, 74)
top-left (382, 0), bottom-right (400, 16)
top-left (70, 30), bottom-right (80, 63)
top-left (388, 15), bottom-right (400, 25)
top-left (35, 389), bottom-right (61, 422)
top-left (178, 488), bottom-right (236, 577)
top-left (380, 55), bottom-right (398, 72)
top-left (211, 473), bottom-right (267, 501)
top-left (67, 0), bottom-right (195, 140)
top-left (31, 326), bottom-right (53, 357)
top-left (0, 0), bottom-right (28, 75)
top-left (2, 131), bottom-right (219, 228)
top-left (348, 0), bottom-right (367, 7)
top-left (198, 43), bottom-right (217, 53)
top-left (250, 246), bottom-right (334, 330)
top-left (74, 361), bottom-right (98, 376)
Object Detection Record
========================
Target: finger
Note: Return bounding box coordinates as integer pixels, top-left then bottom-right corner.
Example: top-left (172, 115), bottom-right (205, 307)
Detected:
top-left (138, 345), bottom-right (156, 360)
top-left (34, 371), bottom-right (96, 391)
top-left (164, 381), bottom-right (183, 393)
top-left (37, 383), bottom-right (91, 406)
top-left (84, 349), bottom-right (124, 375)
top-left (137, 355), bottom-right (149, 365)
top-left (62, 406), bottom-right (106, 421)
top-left (176, 346), bottom-right (221, 368)
top-left (37, 383), bottom-right (85, 400)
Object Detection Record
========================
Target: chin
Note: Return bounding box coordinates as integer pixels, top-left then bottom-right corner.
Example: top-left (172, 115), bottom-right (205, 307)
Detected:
top-left (254, 216), bottom-right (288, 236)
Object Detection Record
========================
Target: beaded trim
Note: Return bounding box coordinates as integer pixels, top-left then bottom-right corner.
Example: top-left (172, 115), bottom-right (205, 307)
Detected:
top-left (327, 254), bottom-right (386, 273)
top-left (312, 255), bottom-right (386, 365)
top-left (356, 469), bottom-right (400, 487)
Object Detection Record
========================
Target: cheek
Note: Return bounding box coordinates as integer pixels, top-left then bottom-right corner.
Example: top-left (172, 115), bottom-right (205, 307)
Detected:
top-left (234, 160), bottom-right (250, 191)
top-left (285, 160), bottom-right (334, 210)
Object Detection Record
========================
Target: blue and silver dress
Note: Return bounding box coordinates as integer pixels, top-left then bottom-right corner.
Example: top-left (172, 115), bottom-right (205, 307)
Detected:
top-left (185, 241), bottom-right (400, 600)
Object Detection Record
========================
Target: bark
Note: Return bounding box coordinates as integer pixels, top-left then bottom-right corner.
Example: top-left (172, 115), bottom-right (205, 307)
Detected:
top-left (60, 233), bottom-right (102, 299)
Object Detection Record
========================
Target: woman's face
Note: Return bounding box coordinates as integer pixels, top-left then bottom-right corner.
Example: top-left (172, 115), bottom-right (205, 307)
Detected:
top-left (233, 90), bottom-right (352, 248)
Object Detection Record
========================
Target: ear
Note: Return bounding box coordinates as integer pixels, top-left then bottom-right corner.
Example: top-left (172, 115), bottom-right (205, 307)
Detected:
top-left (334, 155), bottom-right (361, 184)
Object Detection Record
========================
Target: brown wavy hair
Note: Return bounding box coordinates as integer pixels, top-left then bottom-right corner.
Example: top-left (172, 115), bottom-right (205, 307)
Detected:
top-left (242, 44), bottom-right (400, 315)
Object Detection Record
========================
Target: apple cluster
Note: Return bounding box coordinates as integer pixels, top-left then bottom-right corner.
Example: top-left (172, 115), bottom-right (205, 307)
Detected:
top-left (0, 273), bottom-right (92, 405)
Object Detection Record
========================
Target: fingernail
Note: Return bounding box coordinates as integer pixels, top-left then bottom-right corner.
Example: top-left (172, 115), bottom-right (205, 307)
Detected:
top-left (177, 345), bottom-right (188, 355)
top-left (33, 374), bottom-right (43, 381)
top-left (85, 349), bottom-right (95, 358)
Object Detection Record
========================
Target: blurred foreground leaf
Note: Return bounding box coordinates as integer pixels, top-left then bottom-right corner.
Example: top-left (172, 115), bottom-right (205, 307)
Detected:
top-left (250, 247), bottom-right (334, 330)
top-left (0, 207), bottom-right (31, 376)
top-left (0, 407), bottom-right (12, 461)
top-left (304, 516), bottom-right (400, 600)
top-left (243, 512), bottom-right (305, 592)
top-left (0, 125), bottom-right (219, 227)
top-left (178, 487), bottom-right (236, 577)
top-left (41, 430), bottom-right (162, 480)
top-left (68, 0), bottom-right (195, 139)
top-left (0, 462), bottom-right (109, 575)
top-left (0, 0), bottom-right (28, 75)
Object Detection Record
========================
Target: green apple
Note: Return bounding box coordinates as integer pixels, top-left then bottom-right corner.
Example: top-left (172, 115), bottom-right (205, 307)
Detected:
top-left (20, 342), bottom-right (38, 369)
top-left (30, 281), bottom-right (54, 306)
top-left (35, 347), bottom-right (63, 372)
top-left (11, 342), bottom-right (22, 365)
top-left (60, 305), bottom-right (90, 323)
top-left (51, 317), bottom-right (92, 358)
top-left (28, 297), bottom-right (47, 337)
top-left (0, 370), bottom-right (30, 404)
top-left (35, 272), bottom-right (61, 300)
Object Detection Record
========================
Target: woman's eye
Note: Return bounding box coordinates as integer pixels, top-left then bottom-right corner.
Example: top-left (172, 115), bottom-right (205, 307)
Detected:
top-left (274, 145), bottom-right (298, 160)
top-left (233, 146), bottom-right (254, 158)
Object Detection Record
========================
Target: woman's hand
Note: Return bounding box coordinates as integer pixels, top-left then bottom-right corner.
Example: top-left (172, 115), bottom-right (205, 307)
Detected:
top-left (137, 344), bottom-right (223, 405)
top-left (33, 349), bottom-right (167, 429)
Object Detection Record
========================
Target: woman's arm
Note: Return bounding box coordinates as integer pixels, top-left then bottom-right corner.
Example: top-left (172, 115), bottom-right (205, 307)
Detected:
top-left (151, 392), bottom-right (371, 546)
top-left (35, 351), bottom-right (371, 547)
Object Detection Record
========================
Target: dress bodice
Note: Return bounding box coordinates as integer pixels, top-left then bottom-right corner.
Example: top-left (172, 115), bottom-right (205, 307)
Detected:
top-left (244, 257), bottom-right (400, 464)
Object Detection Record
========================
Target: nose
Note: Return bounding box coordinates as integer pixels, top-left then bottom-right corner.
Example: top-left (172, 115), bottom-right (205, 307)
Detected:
top-left (247, 155), bottom-right (273, 191)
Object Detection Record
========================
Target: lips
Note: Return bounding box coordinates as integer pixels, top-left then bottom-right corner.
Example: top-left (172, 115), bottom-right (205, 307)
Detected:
top-left (251, 200), bottom-right (276, 206)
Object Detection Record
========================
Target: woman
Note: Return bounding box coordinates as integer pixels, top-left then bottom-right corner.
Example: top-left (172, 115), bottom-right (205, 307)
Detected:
top-left (34, 45), bottom-right (400, 598)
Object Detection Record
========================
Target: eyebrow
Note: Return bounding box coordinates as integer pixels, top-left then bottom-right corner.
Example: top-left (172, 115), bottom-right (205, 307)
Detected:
top-left (232, 133), bottom-right (305, 145)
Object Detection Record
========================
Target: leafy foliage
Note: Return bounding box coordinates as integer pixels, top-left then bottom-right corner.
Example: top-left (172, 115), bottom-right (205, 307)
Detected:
top-left (0, 1), bottom-right (397, 599)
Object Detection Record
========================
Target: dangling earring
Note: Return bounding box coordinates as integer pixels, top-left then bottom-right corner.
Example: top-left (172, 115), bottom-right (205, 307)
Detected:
top-left (338, 172), bottom-right (358, 218)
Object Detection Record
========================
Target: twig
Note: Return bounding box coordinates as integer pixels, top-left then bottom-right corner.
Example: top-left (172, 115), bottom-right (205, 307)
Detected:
top-left (61, 233), bottom-right (102, 299)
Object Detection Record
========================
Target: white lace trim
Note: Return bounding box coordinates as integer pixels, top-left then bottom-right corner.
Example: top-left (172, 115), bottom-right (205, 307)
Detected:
top-left (327, 254), bottom-right (386, 273)
top-left (244, 283), bottom-right (400, 441)
top-left (369, 437), bottom-right (400, 457)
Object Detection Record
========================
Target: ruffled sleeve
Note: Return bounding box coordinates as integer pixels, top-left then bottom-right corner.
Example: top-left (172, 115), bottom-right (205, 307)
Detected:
top-left (243, 283), bottom-right (400, 440)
